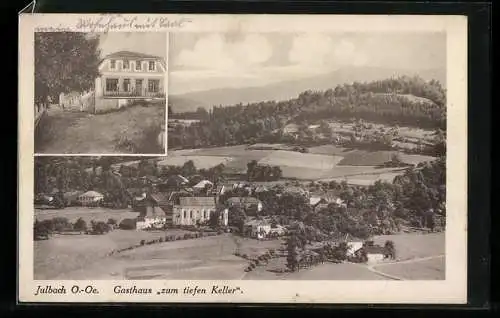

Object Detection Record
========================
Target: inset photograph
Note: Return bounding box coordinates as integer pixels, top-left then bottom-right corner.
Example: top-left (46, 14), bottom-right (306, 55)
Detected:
top-left (34, 32), bottom-right (167, 155)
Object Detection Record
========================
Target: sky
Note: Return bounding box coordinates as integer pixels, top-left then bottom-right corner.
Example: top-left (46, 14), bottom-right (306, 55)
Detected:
top-left (96, 32), bottom-right (167, 60)
top-left (169, 32), bottom-right (446, 95)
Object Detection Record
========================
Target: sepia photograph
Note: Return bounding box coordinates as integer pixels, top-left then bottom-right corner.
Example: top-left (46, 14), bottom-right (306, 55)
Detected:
top-left (34, 32), bottom-right (167, 155)
top-left (33, 31), bottom-right (446, 281)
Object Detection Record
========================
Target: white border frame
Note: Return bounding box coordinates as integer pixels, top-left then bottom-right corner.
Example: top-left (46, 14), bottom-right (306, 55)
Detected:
top-left (19, 14), bottom-right (467, 304)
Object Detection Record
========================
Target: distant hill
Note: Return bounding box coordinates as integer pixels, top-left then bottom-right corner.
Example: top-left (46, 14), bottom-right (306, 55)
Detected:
top-left (169, 66), bottom-right (446, 113)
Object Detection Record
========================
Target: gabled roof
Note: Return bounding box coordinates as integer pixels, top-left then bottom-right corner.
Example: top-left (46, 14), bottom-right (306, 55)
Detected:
top-left (103, 51), bottom-right (162, 60)
top-left (309, 196), bottom-right (325, 206)
top-left (149, 192), bottom-right (171, 205)
top-left (193, 180), bottom-right (214, 189)
top-left (178, 196), bottom-right (216, 207)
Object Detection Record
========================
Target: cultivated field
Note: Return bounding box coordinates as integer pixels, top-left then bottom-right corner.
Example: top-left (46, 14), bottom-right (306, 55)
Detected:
top-left (168, 143), bottom-right (435, 184)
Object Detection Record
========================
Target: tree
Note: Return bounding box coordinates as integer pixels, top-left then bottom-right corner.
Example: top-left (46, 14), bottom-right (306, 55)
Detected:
top-left (35, 33), bottom-right (100, 109)
top-left (119, 218), bottom-right (136, 230)
top-left (384, 240), bottom-right (396, 259)
top-left (34, 219), bottom-right (50, 240)
top-left (286, 232), bottom-right (300, 272)
top-left (91, 220), bottom-right (111, 235)
top-left (73, 217), bottom-right (87, 233)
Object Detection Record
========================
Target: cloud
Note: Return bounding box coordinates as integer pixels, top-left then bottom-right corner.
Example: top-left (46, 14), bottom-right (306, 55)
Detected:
top-left (174, 33), bottom-right (273, 71)
top-left (288, 34), bottom-right (368, 68)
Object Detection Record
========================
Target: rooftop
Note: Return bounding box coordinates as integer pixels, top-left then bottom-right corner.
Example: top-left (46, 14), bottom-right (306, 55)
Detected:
top-left (103, 50), bottom-right (162, 60)
top-left (178, 196), bottom-right (216, 207)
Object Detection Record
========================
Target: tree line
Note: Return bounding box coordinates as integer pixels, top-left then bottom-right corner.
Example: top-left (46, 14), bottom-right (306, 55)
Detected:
top-left (168, 75), bottom-right (446, 149)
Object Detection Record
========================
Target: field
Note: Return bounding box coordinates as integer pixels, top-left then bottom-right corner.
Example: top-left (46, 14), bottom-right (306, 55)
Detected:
top-left (35, 207), bottom-right (139, 224)
top-left (35, 103), bottom-right (165, 154)
top-left (167, 139), bottom-right (436, 184)
top-left (35, 227), bottom-right (445, 280)
top-left (373, 256), bottom-right (445, 280)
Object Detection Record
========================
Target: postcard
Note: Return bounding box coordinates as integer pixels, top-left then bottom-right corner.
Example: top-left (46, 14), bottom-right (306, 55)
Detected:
top-left (19, 14), bottom-right (467, 303)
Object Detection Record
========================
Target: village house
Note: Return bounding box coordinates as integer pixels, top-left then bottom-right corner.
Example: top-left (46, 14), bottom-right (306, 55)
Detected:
top-left (225, 197), bottom-right (263, 214)
top-left (192, 180), bottom-right (214, 193)
top-left (92, 51), bottom-right (166, 113)
top-left (243, 219), bottom-right (272, 240)
top-left (172, 197), bottom-right (219, 226)
top-left (283, 123), bottom-right (299, 135)
top-left (157, 175), bottom-right (190, 192)
top-left (77, 190), bottom-right (104, 206)
top-left (354, 242), bottom-right (388, 264)
top-left (63, 191), bottom-right (84, 206)
top-left (136, 192), bottom-right (172, 230)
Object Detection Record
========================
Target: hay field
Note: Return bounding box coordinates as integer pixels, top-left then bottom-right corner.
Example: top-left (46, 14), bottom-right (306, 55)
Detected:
top-left (34, 229), bottom-right (188, 280)
top-left (258, 150), bottom-right (344, 170)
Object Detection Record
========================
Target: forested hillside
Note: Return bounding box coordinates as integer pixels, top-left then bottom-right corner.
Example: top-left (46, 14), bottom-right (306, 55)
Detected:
top-left (168, 75), bottom-right (446, 149)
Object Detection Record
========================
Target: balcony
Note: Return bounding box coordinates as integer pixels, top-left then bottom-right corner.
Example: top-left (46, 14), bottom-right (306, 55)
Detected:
top-left (103, 89), bottom-right (165, 99)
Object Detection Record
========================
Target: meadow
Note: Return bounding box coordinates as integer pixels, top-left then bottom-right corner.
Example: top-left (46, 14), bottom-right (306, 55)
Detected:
top-left (35, 103), bottom-right (165, 154)
top-left (168, 143), bottom-right (435, 185)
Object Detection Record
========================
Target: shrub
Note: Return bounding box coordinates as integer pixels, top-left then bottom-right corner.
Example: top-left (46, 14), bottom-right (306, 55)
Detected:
top-left (73, 217), bottom-right (87, 232)
top-left (242, 254), bottom-right (248, 259)
top-left (140, 239), bottom-right (146, 246)
top-left (52, 217), bottom-right (72, 232)
top-left (159, 237), bottom-right (164, 243)
top-left (107, 218), bottom-right (118, 227)
top-left (119, 218), bottom-right (136, 230)
top-left (91, 221), bottom-right (111, 235)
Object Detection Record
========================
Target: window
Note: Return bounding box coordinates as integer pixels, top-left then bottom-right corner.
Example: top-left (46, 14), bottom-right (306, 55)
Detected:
top-left (110, 60), bottom-right (116, 69)
top-left (105, 78), bottom-right (119, 92)
top-left (148, 79), bottom-right (160, 93)
top-left (204, 210), bottom-right (208, 219)
top-left (189, 211), bottom-right (193, 219)
top-left (122, 59), bottom-right (130, 70)
top-left (123, 79), bottom-right (131, 92)
top-left (183, 210), bottom-right (186, 218)
top-left (136, 60), bottom-right (142, 71)
top-left (148, 61), bottom-right (156, 71)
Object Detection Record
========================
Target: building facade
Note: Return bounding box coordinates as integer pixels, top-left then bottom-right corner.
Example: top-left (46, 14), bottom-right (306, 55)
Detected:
top-left (172, 197), bottom-right (217, 226)
top-left (93, 51), bottom-right (166, 113)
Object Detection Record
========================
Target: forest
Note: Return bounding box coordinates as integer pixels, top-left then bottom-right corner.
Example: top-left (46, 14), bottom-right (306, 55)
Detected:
top-left (168, 75), bottom-right (446, 149)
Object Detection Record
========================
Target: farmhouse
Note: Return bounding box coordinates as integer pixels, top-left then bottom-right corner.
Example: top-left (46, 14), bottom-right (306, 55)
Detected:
top-left (137, 192), bottom-right (172, 230)
top-left (172, 197), bottom-right (217, 226)
top-left (77, 191), bottom-right (104, 206)
top-left (283, 123), bottom-right (299, 135)
top-left (158, 175), bottom-right (190, 191)
top-left (354, 244), bottom-right (387, 264)
top-left (243, 219), bottom-right (272, 240)
top-left (193, 180), bottom-right (214, 191)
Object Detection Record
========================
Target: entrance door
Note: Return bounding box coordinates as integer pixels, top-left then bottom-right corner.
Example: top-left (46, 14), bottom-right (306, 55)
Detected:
top-left (135, 79), bottom-right (143, 96)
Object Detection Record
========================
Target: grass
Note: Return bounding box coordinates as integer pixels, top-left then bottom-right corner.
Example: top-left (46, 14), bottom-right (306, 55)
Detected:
top-left (35, 230), bottom-right (445, 280)
top-left (34, 207), bottom-right (139, 224)
top-left (34, 229), bottom-right (188, 279)
top-left (258, 150), bottom-right (344, 170)
top-left (35, 103), bottom-right (165, 154)
top-left (373, 257), bottom-right (445, 280)
top-left (338, 150), bottom-right (396, 166)
top-left (371, 232), bottom-right (445, 261)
